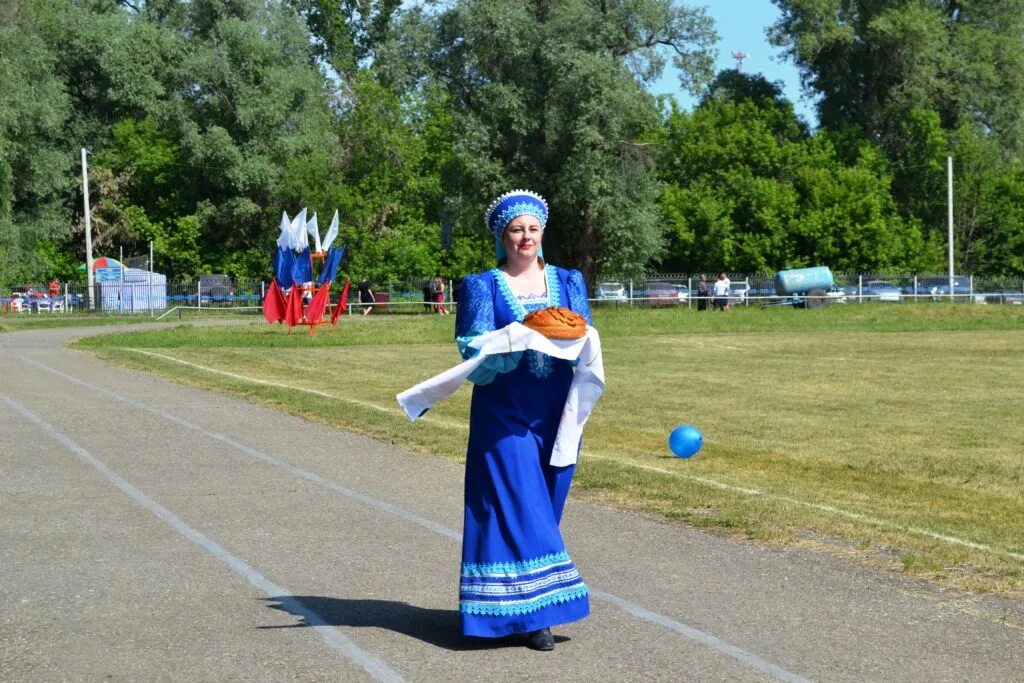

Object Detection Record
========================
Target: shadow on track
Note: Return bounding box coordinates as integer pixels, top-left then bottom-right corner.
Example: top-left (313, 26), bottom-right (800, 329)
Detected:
top-left (262, 596), bottom-right (570, 651)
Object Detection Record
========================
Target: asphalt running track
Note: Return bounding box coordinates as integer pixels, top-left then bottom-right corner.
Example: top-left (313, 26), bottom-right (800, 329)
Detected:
top-left (2, 324), bottom-right (1022, 681)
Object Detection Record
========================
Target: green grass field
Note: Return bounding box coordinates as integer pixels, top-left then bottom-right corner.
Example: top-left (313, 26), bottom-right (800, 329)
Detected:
top-left (74, 304), bottom-right (1024, 597)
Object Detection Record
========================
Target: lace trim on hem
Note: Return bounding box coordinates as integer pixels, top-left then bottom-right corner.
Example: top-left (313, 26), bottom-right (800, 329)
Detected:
top-left (460, 585), bottom-right (589, 617)
top-left (462, 550), bottom-right (571, 577)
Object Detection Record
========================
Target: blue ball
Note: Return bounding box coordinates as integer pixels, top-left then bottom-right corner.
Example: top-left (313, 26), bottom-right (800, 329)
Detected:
top-left (669, 425), bottom-right (703, 458)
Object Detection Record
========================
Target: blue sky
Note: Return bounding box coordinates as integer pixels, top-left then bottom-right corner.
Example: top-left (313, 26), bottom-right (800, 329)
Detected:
top-left (650, 1), bottom-right (818, 126)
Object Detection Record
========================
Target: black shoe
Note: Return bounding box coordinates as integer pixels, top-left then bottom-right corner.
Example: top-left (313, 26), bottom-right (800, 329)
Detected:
top-left (525, 628), bottom-right (555, 651)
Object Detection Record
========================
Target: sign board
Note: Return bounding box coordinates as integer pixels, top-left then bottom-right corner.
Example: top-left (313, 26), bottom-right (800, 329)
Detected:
top-left (96, 267), bottom-right (123, 282)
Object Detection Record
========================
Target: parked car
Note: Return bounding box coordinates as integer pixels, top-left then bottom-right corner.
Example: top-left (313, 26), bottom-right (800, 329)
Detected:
top-left (595, 281), bottom-right (627, 302)
top-left (728, 281), bottom-right (750, 306)
top-left (642, 281), bottom-right (681, 307)
top-left (982, 290), bottom-right (1023, 305)
top-left (825, 288), bottom-right (848, 304)
top-left (10, 286), bottom-right (44, 299)
top-left (863, 280), bottom-right (902, 302)
top-left (197, 274), bottom-right (234, 299)
top-left (912, 276), bottom-right (972, 300)
top-left (59, 292), bottom-right (83, 309)
top-left (198, 274), bottom-right (234, 304)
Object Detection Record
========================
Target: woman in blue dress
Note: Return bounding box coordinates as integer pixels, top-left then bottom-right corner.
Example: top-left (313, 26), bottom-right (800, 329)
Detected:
top-left (454, 190), bottom-right (593, 651)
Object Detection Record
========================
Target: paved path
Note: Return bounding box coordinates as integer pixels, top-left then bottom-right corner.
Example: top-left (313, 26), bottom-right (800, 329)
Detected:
top-left (2, 325), bottom-right (1022, 682)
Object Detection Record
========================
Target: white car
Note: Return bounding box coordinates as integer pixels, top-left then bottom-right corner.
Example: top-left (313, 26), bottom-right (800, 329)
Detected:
top-left (595, 281), bottom-right (627, 302)
top-left (825, 288), bottom-right (848, 304)
top-left (728, 282), bottom-right (749, 305)
top-left (863, 280), bottom-right (902, 302)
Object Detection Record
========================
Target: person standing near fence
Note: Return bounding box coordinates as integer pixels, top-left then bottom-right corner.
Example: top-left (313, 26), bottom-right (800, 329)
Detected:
top-left (713, 272), bottom-right (730, 311)
top-left (432, 275), bottom-right (449, 315)
top-left (453, 189), bottom-right (592, 651)
top-left (697, 275), bottom-right (709, 311)
top-left (422, 281), bottom-right (434, 312)
top-left (358, 276), bottom-right (375, 316)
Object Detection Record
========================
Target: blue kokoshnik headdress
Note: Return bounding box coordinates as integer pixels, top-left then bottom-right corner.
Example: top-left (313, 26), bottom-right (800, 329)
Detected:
top-left (484, 189), bottom-right (549, 260)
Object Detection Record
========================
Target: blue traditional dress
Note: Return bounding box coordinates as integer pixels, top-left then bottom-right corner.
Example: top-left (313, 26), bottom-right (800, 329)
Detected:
top-left (455, 264), bottom-right (593, 638)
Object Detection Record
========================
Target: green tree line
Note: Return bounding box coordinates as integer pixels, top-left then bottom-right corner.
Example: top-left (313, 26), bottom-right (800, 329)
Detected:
top-left (1, 0), bottom-right (1021, 286)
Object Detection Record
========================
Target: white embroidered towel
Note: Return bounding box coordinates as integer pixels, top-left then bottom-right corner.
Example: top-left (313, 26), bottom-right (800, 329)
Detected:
top-left (396, 322), bottom-right (605, 466)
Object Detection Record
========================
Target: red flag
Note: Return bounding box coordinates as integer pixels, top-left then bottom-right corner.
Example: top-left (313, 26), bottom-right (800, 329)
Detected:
top-left (305, 283), bottom-right (331, 324)
top-left (284, 285), bottom-right (303, 328)
top-left (331, 279), bottom-right (350, 324)
top-left (262, 279), bottom-right (286, 324)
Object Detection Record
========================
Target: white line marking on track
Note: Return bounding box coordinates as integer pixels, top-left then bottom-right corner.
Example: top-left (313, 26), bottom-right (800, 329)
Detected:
top-left (113, 350), bottom-right (1024, 564)
top-left (23, 355), bottom-right (808, 681)
top-left (0, 392), bottom-right (405, 683)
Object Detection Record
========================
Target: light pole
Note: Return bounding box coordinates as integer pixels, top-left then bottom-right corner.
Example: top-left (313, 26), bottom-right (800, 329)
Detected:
top-left (947, 156), bottom-right (954, 299)
top-left (81, 148), bottom-right (95, 311)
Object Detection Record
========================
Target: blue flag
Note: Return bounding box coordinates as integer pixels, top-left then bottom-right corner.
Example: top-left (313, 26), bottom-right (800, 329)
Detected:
top-left (291, 247), bottom-right (313, 286)
top-left (273, 248), bottom-right (295, 287)
top-left (316, 244), bottom-right (346, 286)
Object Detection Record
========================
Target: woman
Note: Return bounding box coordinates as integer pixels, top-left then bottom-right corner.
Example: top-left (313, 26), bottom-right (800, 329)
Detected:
top-left (697, 275), bottom-right (709, 312)
top-left (432, 275), bottom-right (449, 315)
top-left (454, 189), bottom-right (592, 651)
top-left (358, 276), bottom-right (375, 316)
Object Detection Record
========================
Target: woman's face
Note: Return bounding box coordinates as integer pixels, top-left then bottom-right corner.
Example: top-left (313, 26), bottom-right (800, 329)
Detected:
top-left (502, 215), bottom-right (543, 263)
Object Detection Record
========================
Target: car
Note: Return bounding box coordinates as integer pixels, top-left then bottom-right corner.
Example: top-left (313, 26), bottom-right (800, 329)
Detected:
top-left (10, 286), bottom-right (44, 299)
top-left (641, 281), bottom-right (681, 307)
top-left (825, 287), bottom-right (848, 304)
top-left (912, 276), bottom-right (972, 301)
top-left (728, 281), bottom-right (750, 306)
top-left (863, 280), bottom-right (902, 302)
top-left (595, 281), bottom-right (627, 302)
top-left (674, 285), bottom-right (690, 303)
top-left (197, 274), bottom-right (234, 299)
top-left (982, 291), bottom-right (1023, 305)
top-left (198, 274), bottom-right (234, 305)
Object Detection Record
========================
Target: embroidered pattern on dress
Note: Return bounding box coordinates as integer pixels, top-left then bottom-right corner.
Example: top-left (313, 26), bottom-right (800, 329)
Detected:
top-left (455, 274), bottom-right (496, 343)
top-left (565, 270), bottom-right (592, 325)
top-left (492, 268), bottom-right (522, 320)
top-left (462, 550), bottom-right (571, 576)
top-left (460, 550), bottom-right (589, 617)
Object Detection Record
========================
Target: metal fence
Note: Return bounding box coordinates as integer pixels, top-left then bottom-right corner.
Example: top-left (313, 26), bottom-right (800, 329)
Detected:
top-left (2, 273), bottom-right (1022, 316)
top-left (591, 273), bottom-right (1024, 308)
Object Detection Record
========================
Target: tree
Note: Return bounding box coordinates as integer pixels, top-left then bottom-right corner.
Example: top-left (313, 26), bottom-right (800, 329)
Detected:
top-left (430, 0), bottom-right (717, 281)
top-left (0, 1), bottom-right (74, 284)
top-left (286, 0), bottom-right (403, 77)
top-left (658, 73), bottom-right (934, 273)
top-left (770, 0), bottom-right (1024, 154)
top-left (770, 1), bottom-right (1024, 275)
top-left (66, 0), bottom-right (341, 279)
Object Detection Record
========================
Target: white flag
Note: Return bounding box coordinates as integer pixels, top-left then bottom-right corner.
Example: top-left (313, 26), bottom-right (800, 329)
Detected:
top-left (306, 212), bottom-right (321, 253)
top-left (322, 210), bottom-right (339, 251)
top-left (290, 208), bottom-right (308, 251)
top-left (276, 211), bottom-right (291, 250)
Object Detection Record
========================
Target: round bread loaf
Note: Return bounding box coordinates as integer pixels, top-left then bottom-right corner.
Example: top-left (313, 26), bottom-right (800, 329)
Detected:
top-left (522, 306), bottom-right (587, 340)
